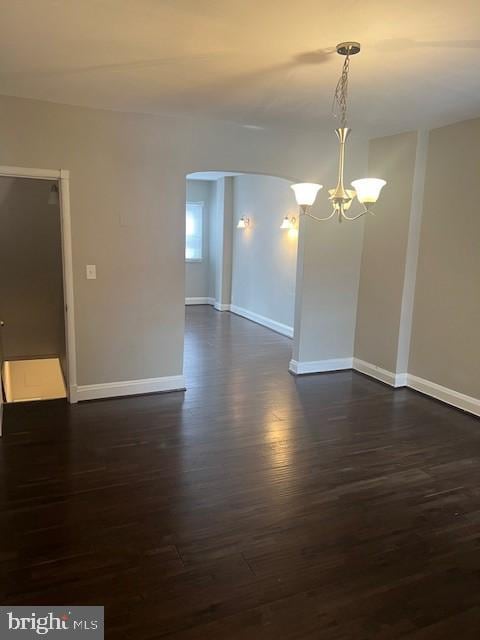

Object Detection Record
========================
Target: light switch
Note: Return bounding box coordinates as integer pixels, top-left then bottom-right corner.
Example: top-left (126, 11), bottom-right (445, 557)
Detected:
top-left (86, 264), bottom-right (97, 280)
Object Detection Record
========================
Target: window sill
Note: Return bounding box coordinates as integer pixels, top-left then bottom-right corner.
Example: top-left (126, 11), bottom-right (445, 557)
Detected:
top-left (186, 259), bottom-right (203, 263)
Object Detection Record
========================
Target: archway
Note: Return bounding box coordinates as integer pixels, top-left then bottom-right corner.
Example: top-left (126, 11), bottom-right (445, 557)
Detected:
top-left (183, 170), bottom-right (300, 392)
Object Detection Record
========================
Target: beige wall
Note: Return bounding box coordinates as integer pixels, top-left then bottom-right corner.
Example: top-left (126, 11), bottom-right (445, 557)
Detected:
top-left (355, 121), bottom-right (479, 405)
top-left (293, 137), bottom-right (367, 365)
top-left (0, 177), bottom-right (65, 365)
top-left (354, 132), bottom-right (418, 371)
top-left (1, 93), bottom-right (476, 404)
top-left (409, 118), bottom-right (480, 398)
top-left (231, 174), bottom-right (298, 329)
top-left (0, 94), bottom-right (367, 386)
top-left (294, 212), bottom-right (365, 363)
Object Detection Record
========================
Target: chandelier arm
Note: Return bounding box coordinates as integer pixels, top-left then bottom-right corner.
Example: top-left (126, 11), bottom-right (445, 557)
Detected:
top-left (304, 208), bottom-right (337, 222)
top-left (341, 204), bottom-right (373, 221)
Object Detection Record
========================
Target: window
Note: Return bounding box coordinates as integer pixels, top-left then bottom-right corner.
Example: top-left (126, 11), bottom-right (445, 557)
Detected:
top-left (185, 202), bottom-right (203, 261)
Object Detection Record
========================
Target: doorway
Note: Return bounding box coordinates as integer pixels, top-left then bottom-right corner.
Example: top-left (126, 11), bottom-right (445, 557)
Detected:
top-left (184, 171), bottom-right (299, 330)
top-left (183, 171), bottom-right (300, 384)
top-left (0, 176), bottom-right (66, 402)
top-left (0, 167), bottom-right (76, 429)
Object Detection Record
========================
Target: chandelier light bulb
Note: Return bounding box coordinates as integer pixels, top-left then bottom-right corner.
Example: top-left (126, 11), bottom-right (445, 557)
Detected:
top-left (351, 178), bottom-right (387, 204)
top-left (290, 183), bottom-right (323, 207)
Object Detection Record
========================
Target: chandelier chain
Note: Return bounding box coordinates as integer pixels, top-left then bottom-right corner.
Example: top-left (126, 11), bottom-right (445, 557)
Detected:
top-left (332, 54), bottom-right (350, 128)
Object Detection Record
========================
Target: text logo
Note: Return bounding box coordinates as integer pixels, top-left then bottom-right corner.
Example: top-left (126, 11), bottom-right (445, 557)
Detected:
top-left (0, 607), bottom-right (103, 638)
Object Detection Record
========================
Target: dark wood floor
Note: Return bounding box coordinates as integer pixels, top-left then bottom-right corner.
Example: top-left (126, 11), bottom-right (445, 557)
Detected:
top-left (1, 305), bottom-right (480, 639)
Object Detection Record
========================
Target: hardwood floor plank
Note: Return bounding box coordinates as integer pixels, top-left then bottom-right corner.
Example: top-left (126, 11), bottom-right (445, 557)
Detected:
top-left (1, 306), bottom-right (479, 638)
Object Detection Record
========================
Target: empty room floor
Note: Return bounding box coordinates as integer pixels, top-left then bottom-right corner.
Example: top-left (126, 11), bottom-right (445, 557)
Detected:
top-left (1, 305), bottom-right (480, 638)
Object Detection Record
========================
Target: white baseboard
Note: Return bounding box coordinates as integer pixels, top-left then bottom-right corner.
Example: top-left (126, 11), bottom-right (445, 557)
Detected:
top-left (353, 358), bottom-right (407, 388)
top-left (185, 297), bottom-right (215, 306)
top-left (214, 302), bottom-right (231, 312)
top-left (184, 297), bottom-right (229, 312)
top-left (407, 374), bottom-right (480, 417)
top-left (75, 375), bottom-right (185, 402)
top-left (230, 304), bottom-right (293, 338)
top-left (289, 357), bottom-right (353, 375)
top-left (396, 373), bottom-right (409, 387)
top-left (352, 358), bottom-right (479, 417)
top-left (68, 385), bottom-right (78, 404)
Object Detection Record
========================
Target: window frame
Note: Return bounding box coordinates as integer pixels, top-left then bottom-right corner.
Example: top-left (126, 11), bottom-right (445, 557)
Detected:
top-left (185, 200), bottom-right (204, 263)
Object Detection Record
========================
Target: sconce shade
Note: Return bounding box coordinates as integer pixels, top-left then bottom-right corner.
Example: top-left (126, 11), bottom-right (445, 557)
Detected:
top-left (280, 216), bottom-right (291, 229)
top-left (351, 178), bottom-right (386, 204)
top-left (290, 182), bottom-right (323, 207)
top-left (237, 217), bottom-right (249, 229)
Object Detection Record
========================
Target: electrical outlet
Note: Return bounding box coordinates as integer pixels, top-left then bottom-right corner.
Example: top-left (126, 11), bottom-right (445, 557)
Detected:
top-left (86, 264), bottom-right (97, 280)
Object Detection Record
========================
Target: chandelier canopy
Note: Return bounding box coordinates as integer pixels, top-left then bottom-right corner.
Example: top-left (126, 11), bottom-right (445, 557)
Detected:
top-left (291, 42), bottom-right (386, 223)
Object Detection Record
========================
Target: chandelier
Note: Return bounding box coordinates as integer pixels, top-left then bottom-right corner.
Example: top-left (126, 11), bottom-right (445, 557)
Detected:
top-left (291, 42), bottom-right (386, 222)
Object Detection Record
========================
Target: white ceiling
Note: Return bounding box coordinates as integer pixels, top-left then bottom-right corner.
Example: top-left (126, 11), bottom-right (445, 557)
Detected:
top-left (0, 0), bottom-right (479, 135)
top-left (187, 171), bottom-right (242, 181)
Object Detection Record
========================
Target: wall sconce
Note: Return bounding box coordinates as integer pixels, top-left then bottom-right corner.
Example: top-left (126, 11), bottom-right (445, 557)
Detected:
top-left (280, 215), bottom-right (296, 230)
top-left (237, 217), bottom-right (250, 229)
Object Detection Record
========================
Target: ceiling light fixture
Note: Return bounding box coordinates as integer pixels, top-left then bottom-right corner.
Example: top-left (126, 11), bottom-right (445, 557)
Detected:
top-left (291, 42), bottom-right (386, 223)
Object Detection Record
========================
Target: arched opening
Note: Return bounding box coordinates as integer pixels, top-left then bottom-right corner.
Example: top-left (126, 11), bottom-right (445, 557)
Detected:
top-left (183, 170), bottom-right (300, 396)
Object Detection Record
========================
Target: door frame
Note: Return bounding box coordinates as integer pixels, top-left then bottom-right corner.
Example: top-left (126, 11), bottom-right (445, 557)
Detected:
top-left (0, 165), bottom-right (78, 403)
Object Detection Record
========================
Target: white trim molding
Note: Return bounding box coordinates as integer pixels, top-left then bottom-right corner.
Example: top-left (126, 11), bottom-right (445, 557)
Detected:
top-left (184, 298), bottom-right (231, 312)
top-left (395, 130), bottom-right (428, 374)
top-left (58, 170), bottom-right (77, 404)
top-left (185, 297), bottom-right (215, 306)
top-left (0, 166), bottom-right (62, 180)
top-left (214, 302), bottom-right (231, 312)
top-left (353, 358), bottom-right (407, 388)
top-left (407, 374), bottom-right (480, 417)
top-left (352, 359), bottom-right (479, 416)
top-left (289, 358), bottom-right (353, 375)
top-left (230, 305), bottom-right (293, 338)
top-left (75, 375), bottom-right (185, 402)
